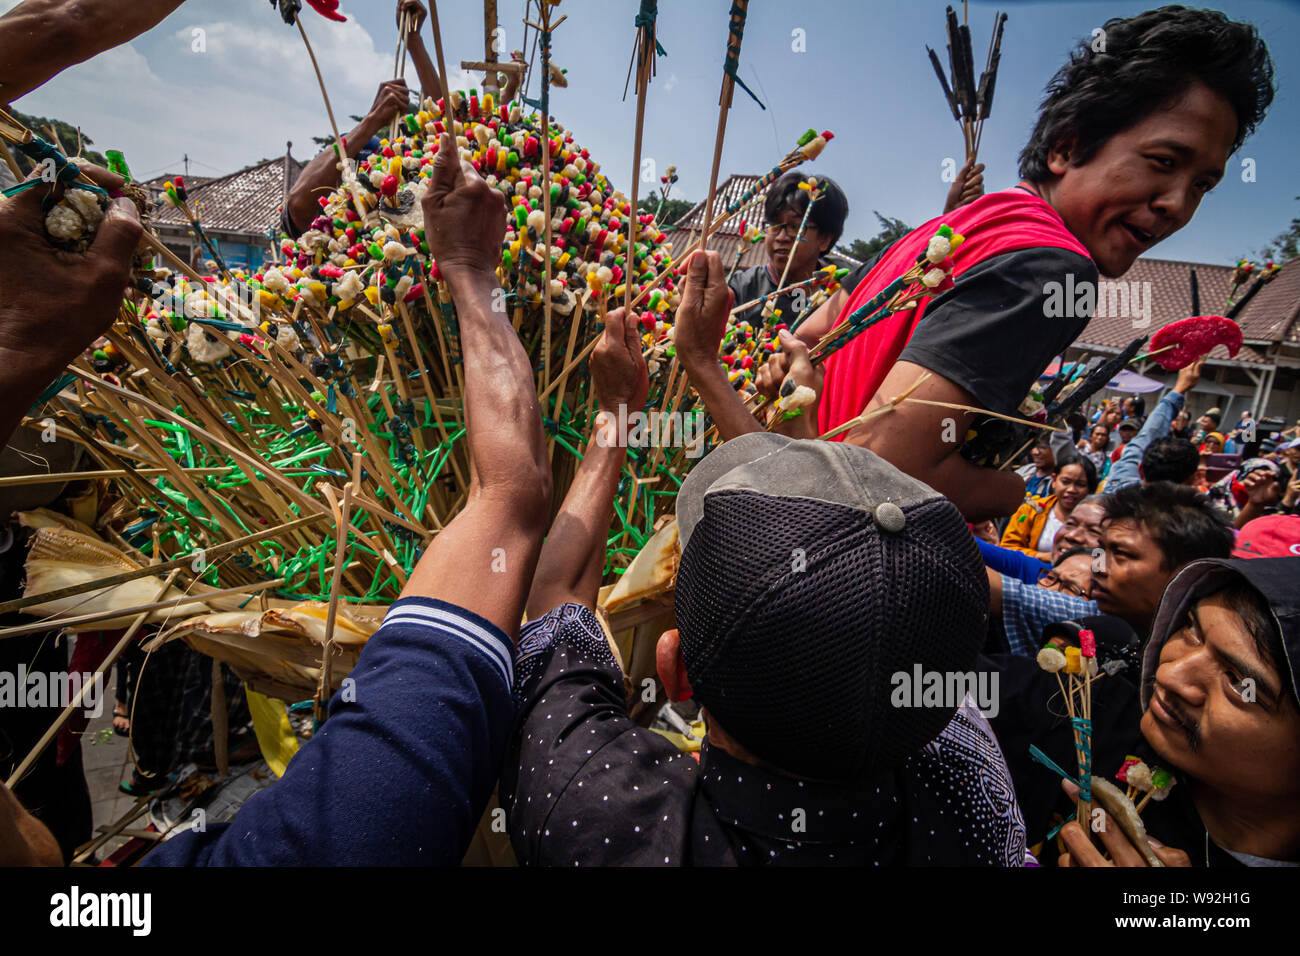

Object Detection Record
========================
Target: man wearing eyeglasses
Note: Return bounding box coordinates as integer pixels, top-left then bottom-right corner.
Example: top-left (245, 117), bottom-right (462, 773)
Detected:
top-left (727, 171), bottom-right (849, 331)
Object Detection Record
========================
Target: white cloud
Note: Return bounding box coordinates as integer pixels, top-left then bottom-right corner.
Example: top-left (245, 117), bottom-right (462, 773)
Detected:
top-left (9, 3), bottom-right (412, 180)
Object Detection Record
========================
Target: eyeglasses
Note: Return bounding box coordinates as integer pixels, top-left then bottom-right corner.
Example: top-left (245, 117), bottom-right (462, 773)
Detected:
top-left (766, 222), bottom-right (819, 240)
top-left (1037, 570), bottom-right (1090, 599)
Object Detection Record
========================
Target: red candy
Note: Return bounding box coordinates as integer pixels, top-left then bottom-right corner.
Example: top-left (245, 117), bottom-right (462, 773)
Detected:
top-left (1149, 315), bottom-right (1242, 369)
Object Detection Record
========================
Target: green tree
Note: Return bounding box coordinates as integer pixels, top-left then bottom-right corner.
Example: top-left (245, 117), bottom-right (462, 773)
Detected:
top-left (8, 110), bottom-right (107, 172)
top-left (311, 116), bottom-right (367, 151)
top-left (638, 195), bottom-right (693, 227)
top-left (1258, 196), bottom-right (1299, 263)
top-left (838, 211), bottom-right (911, 263)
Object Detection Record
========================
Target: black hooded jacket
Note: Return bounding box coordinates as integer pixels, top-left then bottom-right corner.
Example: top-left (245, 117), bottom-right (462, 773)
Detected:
top-left (1137, 557), bottom-right (1300, 866)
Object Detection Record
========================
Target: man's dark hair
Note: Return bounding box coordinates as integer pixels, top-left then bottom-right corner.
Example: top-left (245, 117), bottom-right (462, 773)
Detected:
top-left (763, 170), bottom-right (849, 249)
top-left (1104, 481), bottom-right (1233, 570)
top-left (1127, 395), bottom-right (1147, 418)
top-left (1056, 454), bottom-right (1098, 492)
top-left (1019, 6), bottom-right (1274, 182)
top-left (1142, 436), bottom-right (1199, 484)
top-left (1053, 546), bottom-right (1094, 568)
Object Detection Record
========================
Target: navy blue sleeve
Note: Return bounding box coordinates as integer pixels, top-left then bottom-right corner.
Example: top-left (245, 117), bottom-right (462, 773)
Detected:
top-left (975, 539), bottom-right (1048, 585)
top-left (143, 597), bottom-right (514, 866)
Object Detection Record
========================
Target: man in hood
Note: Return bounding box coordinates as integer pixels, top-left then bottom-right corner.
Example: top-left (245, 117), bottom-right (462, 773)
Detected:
top-left (1060, 556), bottom-right (1300, 866)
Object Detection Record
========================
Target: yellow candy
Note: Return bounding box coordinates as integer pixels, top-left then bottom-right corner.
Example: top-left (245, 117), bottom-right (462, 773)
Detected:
top-left (1064, 646), bottom-right (1082, 674)
top-left (363, 286), bottom-right (380, 306)
top-left (257, 290), bottom-right (281, 312)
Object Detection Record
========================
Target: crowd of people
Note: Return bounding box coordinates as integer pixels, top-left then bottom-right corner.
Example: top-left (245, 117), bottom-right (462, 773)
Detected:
top-left (1, 1), bottom-right (1297, 869)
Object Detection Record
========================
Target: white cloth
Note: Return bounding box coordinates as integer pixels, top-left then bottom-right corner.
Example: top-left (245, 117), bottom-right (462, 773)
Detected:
top-left (1036, 509), bottom-right (1064, 553)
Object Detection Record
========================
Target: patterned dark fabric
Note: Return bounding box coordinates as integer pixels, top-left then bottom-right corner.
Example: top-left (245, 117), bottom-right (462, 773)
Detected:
top-left (502, 603), bottom-right (1031, 866)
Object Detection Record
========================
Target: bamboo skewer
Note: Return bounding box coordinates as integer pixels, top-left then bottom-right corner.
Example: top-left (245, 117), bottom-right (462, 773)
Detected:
top-left (0, 576), bottom-right (283, 641)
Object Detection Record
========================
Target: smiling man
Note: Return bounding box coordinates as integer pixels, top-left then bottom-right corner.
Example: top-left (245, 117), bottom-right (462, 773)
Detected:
top-left (717, 7), bottom-right (1275, 521)
top-left (1060, 556), bottom-right (1300, 867)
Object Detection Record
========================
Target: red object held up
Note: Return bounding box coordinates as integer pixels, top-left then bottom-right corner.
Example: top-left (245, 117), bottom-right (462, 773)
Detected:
top-left (1149, 315), bottom-right (1243, 370)
top-left (305, 0), bottom-right (347, 22)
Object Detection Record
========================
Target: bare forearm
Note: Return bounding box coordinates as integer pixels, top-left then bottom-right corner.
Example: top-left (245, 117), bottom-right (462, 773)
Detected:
top-left (286, 116), bottom-right (378, 234)
top-left (682, 356), bottom-right (761, 442)
top-left (407, 34), bottom-right (442, 101)
top-left (0, 0), bottom-right (183, 101)
top-left (525, 435), bottom-right (624, 617)
top-left (447, 269), bottom-right (548, 492)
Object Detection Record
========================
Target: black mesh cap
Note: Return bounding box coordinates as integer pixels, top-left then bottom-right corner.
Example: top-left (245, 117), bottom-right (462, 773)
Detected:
top-left (675, 434), bottom-right (989, 783)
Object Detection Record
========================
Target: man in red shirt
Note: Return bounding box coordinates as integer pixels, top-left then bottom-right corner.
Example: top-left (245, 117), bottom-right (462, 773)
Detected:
top-left (677, 7), bottom-right (1274, 521)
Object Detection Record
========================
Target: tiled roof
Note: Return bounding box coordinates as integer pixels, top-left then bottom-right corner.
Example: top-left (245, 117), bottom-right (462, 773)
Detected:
top-left (1233, 259), bottom-right (1300, 344)
top-left (151, 155), bottom-right (302, 235)
top-left (669, 174), bottom-right (767, 236)
top-left (1071, 256), bottom-right (1297, 366)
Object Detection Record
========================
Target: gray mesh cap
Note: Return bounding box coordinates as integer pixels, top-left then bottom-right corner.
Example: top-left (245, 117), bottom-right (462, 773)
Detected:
top-left (674, 433), bottom-right (990, 782)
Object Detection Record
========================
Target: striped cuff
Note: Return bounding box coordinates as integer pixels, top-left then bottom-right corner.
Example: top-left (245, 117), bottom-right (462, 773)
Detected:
top-left (378, 597), bottom-right (514, 690)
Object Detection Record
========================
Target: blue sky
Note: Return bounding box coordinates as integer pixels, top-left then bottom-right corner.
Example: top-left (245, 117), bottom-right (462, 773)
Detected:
top-left (9, 0), bottom-right (1300, 264)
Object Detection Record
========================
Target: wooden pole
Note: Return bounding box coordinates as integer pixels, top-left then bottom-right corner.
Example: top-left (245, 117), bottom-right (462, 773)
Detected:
top-left (624, 21), bottom-right (654, 314)
top-left (701, 0), bottom-right (750, 252)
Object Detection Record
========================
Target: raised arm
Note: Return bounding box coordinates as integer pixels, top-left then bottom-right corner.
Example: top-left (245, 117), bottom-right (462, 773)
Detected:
top-left (0, 0), bottom-right (184, 102)
top-left (1108, 359), bottom-right (1200, 491)
top-left (676, 250), bottom-right (767, 441)
top-left (400, 131), bottom-right (551, 637)
top-left (524, 307), bottom-right (648, 618)
top-left (282, 80), bottom-right (412, 237)
top-left (398, 0), bottom-right (443, 103)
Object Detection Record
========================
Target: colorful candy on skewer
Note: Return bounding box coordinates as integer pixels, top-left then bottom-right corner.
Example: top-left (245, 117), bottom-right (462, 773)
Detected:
top-left (808, 224), bottom-right (962, 361)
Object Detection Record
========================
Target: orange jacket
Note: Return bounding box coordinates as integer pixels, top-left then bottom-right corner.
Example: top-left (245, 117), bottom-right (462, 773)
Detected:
top-left (1000, 494), bottom-right (1058, 556)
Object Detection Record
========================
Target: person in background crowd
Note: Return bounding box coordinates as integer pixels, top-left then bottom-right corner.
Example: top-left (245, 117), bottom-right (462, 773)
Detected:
top-left (1061, 556), bottom-right (1300, 866)
top-left (1001, 457), bottom-right (1098, 560)
top-left (1193, 407), bottom-right (1222, 446)
top-left (1089, 482), bottom-right (1234, 640)
top-left (727, 171), bottom-right (850, 330)
top-left (1106, 359), bottom-right (1203, 492)
top-left (1207, 457), bottom-right (1297, 529)
top-left (1036, 547), bottom-right (1096, 600)
top-left (1121, 394), bottom-right (1146, 421)
top-left (1079, 423), bottom-right (1112, 473)
top-left (1200, 432), bottom-right (1225, 456)
top-left (990, 481), bottom-right (1233, 657)
top-left (977, 494), bottom-right (1109, 585)
top-left (1110, 418), bottom-right (1140, 473)
top-left (1172, 409), bottom-right (1193, 440)
top-left (1016, 439), bottom-right (1056, 500)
